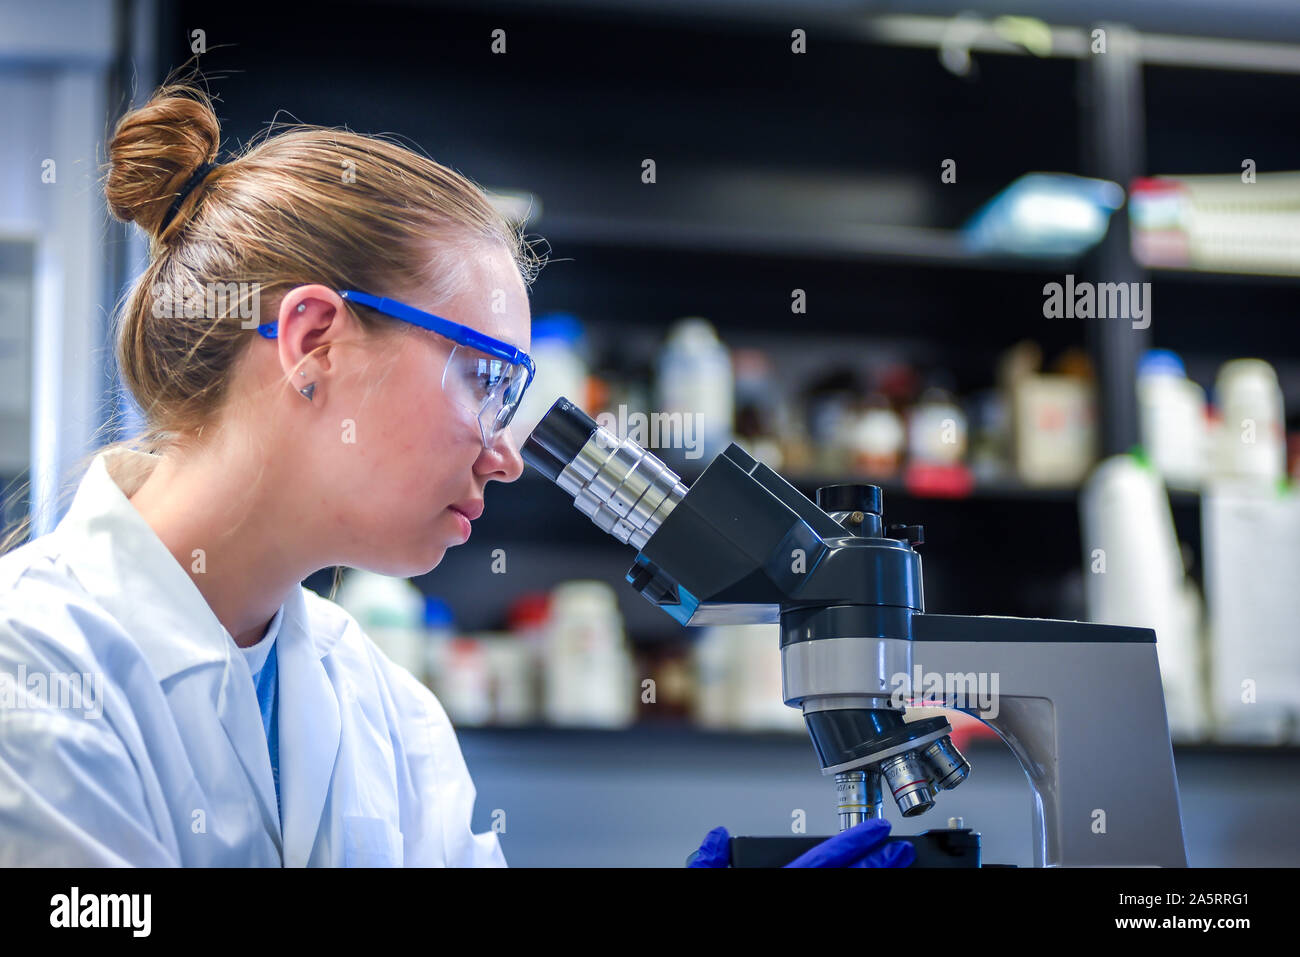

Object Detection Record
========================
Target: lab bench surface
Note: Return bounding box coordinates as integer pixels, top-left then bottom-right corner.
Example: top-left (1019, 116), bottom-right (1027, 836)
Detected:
top-left (458, 726), bottom-right (1300, 868)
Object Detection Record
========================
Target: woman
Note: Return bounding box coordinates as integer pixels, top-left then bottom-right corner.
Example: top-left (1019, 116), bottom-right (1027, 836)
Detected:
top-left (0, 80), bottom-right (539, 866)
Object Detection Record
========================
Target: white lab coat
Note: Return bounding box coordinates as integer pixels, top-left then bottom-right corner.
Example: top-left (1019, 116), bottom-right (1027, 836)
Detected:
top-left (0, 448), bottom-right (506, 867)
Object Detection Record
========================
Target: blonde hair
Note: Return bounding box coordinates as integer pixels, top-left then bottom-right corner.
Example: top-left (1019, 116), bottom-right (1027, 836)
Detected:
top-left (1, 73), bottom-right (545, 557)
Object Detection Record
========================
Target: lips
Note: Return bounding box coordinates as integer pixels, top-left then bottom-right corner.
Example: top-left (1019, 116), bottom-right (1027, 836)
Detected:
top-left (450, 500), bottom-right (484, 521)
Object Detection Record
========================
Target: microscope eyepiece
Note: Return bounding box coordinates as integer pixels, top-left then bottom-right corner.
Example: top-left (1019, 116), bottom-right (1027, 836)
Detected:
top-left (521, 397), bottom-right (600, 477)
top-left (521, 396), bottom-right (689, 550)
top-left (519, 438), bottom-right (570, 483)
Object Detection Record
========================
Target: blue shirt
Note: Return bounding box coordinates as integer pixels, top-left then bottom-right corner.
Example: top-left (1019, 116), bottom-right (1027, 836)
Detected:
top-left (238, 606), bottom-right (284, 829)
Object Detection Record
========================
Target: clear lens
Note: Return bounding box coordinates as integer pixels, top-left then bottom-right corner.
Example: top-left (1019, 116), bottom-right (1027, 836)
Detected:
top-left (442, 344), bottom-right (529, 447)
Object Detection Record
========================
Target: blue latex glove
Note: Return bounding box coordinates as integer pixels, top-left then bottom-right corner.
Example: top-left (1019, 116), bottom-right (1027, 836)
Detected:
top-left (688, 818), bottom-right (916, 868)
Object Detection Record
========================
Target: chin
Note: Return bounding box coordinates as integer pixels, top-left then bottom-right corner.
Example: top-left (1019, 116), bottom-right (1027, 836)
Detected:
top-left (416, 552), bottom-right (447, 576)
top-left (364, 541), bottom-right (447, 579)
top-left (412, 541), bottom-right (449, 576)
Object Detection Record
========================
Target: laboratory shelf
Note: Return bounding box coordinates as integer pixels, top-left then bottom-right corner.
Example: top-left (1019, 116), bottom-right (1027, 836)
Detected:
top-left (688, 466), bottom-right (1200, 507)
top-left (490, 466), bottom-right (1199, 525)
top-left (1146, 264), bottom-right (1300, 285)
top-left (455, 722), bottom-right (1300, 756)
top-left (538, 213), bottom-right (1079, 274)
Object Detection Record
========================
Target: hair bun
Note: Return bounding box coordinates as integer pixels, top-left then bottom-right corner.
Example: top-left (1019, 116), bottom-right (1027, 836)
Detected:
top-left (106, 82), bottom-right (222, 240)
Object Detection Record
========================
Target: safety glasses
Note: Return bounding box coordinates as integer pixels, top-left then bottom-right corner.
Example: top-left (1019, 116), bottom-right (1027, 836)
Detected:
top-left (257, 290), bottom-right (535, 449)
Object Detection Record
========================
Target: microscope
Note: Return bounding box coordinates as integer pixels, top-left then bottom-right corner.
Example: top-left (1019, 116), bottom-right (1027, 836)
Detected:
top-left (521, 398), bottom-right (1189, 867)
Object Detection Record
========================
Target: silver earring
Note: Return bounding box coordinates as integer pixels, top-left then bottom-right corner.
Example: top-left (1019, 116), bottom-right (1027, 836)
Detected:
top-left (296, 303), bottom-right (306, 313)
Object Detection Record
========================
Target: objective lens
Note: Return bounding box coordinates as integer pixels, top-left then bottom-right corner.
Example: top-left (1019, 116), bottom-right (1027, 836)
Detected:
top-left (879, 751), bottom-right (934, 817)
top-left (835, 770), bottom-right (884, 832)
top-left (921, 735), bottom-right (971, 791)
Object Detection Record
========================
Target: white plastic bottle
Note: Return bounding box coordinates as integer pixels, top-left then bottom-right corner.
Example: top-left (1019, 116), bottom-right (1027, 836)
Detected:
top-left (333, 569), bottom-right (426, 679)
top-left (1080, 454), bottom-right (1206, 741)
top-left (543, 581), bottom-right (634, 728)
top-left (907, 387), bottom-right (968, 466)
top-left (1213, 358), bottom-right (1286, 487)
top-left (1137, 349), bottom-right (1207, 489)
top-left (485, 634), bottom-right (536, 726)
top-left (1203, 485), bottom-right (1300, 743)
top-left (439, 636), bottom-right (492, 726)
top-left (848, 395), bottom-right (905, 476)
top-left (691, 625), bottom-right (736, 729)
top-left (656, 318), bottom-right (734, 463)
top-left (731, 623), bottom-right (805, 733)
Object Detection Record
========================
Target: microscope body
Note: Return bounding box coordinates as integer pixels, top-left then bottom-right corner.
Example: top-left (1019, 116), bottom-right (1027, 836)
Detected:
top-left (523, 398), bottom-right (1189, 867)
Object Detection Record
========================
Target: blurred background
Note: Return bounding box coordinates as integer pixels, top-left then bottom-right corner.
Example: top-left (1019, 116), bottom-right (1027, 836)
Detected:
top-left (3, 0), bottom-right (1299, 865)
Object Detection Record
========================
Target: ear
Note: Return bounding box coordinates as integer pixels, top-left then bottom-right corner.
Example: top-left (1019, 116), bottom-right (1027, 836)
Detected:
top-left (274, 285), bottom-right (360, 380)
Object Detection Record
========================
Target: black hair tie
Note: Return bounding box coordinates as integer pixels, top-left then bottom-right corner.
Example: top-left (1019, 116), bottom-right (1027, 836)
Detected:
top-left (159, 160), bottom-right (220, 233)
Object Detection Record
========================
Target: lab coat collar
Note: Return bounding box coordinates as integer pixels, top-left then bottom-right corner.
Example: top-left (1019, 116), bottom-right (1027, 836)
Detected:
top-left (54, 447), bottom-right (345, 679)
top-left (55, 449), bottom-right (233, 682)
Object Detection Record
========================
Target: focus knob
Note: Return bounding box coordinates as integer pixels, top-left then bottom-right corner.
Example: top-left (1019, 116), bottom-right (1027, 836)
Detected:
top-left (889, 524), bottom-right (925, 547)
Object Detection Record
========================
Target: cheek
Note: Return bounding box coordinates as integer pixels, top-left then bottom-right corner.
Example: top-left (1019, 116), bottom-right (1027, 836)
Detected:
top-left (349, 353), bottom-right (478, 514)
top-left (387, 391), bottom-right (478, 496)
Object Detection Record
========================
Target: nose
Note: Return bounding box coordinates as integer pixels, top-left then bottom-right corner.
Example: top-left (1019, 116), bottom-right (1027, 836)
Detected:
top-left (475, 424), bottom-right (526, 483)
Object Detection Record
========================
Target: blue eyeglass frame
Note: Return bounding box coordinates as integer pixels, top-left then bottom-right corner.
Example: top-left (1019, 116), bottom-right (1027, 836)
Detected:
top-left (257, 289), bottom-right (536, 434)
